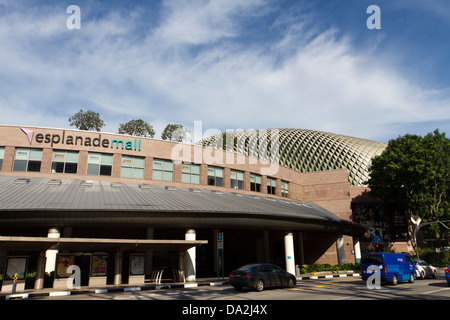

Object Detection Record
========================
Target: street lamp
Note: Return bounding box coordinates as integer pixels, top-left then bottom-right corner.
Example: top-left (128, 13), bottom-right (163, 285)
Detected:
top-left (411, 217), bottom-right (450, 260)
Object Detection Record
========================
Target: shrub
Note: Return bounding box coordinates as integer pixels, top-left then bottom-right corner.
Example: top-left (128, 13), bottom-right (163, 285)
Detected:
top-left (299, 263), bottom-right (360, 274)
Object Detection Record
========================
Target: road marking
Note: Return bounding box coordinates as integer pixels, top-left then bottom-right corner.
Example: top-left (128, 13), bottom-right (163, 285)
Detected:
top-left (423, 288), bottom-right (450, 295)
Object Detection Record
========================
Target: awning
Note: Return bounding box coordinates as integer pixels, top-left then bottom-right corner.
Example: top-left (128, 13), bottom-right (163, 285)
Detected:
top-left (0, 236), bottom-right (207, 252)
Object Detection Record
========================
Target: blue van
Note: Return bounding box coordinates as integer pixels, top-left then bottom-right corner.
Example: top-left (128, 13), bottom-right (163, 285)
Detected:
top-left (361, 253), bottom-right (416, 285)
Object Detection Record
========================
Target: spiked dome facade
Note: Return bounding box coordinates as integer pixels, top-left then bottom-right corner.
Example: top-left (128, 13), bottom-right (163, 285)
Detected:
top-left (199, 128), bottom-right (387, 187)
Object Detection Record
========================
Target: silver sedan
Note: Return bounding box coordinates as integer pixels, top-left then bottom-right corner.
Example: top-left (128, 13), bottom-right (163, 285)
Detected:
top-left (414, 259), bottom-right (437, 279)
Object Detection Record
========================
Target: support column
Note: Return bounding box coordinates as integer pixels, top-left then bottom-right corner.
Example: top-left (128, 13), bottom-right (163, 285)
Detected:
top-left (336, 235), bottom-right (346, 265)
top-left (296, 232), bottom-right (305, 267)
top-left (178, 251), bottom-right (185, 283)
top-left (354, 238), bottom-right (361, 263)
top-left (45, 228), bottom-right (60, 273)
top-left (263, 231), bottom-right (270, 262)
top-left (34, 251), bottom-right (46, 290)
top-left (213, 229), bottom-right (219, 273)
top-left (114, 252), bottom-right (123, 285)
top-left (185, 229), bottom-right (196, 282)
top-left (145, 228), bottom-right (154, 275)
top-left (284, 232), bottom-right (295, 275)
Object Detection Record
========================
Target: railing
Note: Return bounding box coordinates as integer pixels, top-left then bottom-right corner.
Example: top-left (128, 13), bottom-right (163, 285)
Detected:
top-left (148, 268), bottom-right (185, 284)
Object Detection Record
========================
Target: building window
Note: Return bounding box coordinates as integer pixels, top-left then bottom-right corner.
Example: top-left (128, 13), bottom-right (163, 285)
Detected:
top-left (207, 166), bottom-right (223, 186)
top-left (267, 177), bottom-right (276, 195)
top-left (153, 158), bottom-right (174, 181)
top-left (250, 173), bottom-right (261, 192)
top-left (0, 147), bottom-right (5, 170)
top-left (13, 148), bottom-right (43, 172)
top-left (52, 150), bottom-right (79, 174)
top-left (121, 155), bottom-right (144, 179)
top-left (281, 180), bottom-right (289, 198)
top-left (181, 163), bottom-right (200, 184)
top-left (230, 169), bottom-right (244, 189)
top-left (87, 153), bottom-right (113, 176)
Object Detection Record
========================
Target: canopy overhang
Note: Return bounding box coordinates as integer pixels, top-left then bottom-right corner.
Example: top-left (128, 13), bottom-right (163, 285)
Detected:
top-left (0, 236), bottom-right (207, 252)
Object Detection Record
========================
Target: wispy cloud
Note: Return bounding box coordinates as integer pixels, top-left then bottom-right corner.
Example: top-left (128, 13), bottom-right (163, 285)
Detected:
top-left (0, 0), bottom-right (448, 141)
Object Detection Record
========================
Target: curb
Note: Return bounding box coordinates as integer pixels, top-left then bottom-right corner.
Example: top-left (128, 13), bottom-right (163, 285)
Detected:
top-left (0, 281), bottom-right (226, 300)
top-left (1, 273), bottom-right (362, 300)
top-left (297, 273), bottom-right (361, 280)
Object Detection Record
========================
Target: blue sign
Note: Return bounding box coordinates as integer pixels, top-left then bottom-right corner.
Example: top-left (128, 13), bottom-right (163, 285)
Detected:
top-left (372, 235), bottom-right (382, 244)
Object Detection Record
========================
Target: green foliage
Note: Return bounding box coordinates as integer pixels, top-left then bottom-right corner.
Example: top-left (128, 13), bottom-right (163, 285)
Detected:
top-left (368, 129), bottom-right (450, 230)
top-left (161, 124), bottom-right (190, 142)
top-left (417, 248), bottom-right (450, 267)
top-left (118, 119), bottom-right (155, 137)
top-left (68, 109), bottom-right (105, 131)
top-left (300, 263), bottom-right (360, 274)
top-left (0, 272), bottom-right (54, 289)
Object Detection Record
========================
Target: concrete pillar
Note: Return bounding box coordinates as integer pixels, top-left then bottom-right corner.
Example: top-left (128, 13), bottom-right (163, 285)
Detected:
top-left (213, 229), bottom-right (219, 273)
top-left (114, 252), bottom-right (123, 285)
top-left (336, 235), bottom-right (346, 265)
top-left (178, 251), bottom-right (185, 282)
top-left (296, 232), bottom-right (305, 267)
top-left (185, 229), bottom-right (196, 282)
top-left (354, 238), bottom-right (361, 263)
top-left (263, 231), bottom-right (270, 262)
top-left (284, 232), bottom-right (295, 275)
top-left (145, 228), bottom-right (154, 275)
top-left (45, 228), bottom-right (60, 273)
top-left (34, 251), bottom-right (46, 290)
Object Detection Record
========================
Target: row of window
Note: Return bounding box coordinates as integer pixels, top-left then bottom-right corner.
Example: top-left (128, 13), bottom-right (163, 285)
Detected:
top-left (0, 147), bottom-right (290, 197)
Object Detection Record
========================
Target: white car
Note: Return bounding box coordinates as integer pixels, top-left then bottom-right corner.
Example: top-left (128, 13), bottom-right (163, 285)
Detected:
top-left (414, 259), bottom-right (437, 279)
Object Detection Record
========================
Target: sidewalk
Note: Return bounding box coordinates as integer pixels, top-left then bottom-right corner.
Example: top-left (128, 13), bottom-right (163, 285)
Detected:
top-left (0, 271), bottom-right (361, 300)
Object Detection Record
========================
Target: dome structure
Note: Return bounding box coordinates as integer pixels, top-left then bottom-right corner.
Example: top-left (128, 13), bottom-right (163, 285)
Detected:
top-left (199, 128), bottom-right (387, 187)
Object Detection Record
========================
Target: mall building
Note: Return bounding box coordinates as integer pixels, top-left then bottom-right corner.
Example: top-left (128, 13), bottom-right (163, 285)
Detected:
top-left (0, 124), bottom-right (407, 293)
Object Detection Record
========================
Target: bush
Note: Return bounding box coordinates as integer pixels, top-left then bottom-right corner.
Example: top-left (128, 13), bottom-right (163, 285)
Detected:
top-left (300, 263), bottom-right (360, 274)
top-left (418, 251), bottom-right (450, 267)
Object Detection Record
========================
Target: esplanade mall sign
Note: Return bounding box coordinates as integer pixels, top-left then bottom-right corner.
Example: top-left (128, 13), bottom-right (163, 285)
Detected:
top-left (21, 128), bottom-right (142, 151)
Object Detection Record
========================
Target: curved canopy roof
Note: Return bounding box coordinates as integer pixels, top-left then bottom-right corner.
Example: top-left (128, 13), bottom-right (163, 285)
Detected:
top-left (199, 128), bottom-right (387, 186)
top-left (0, 175), bottom-right (366, 236)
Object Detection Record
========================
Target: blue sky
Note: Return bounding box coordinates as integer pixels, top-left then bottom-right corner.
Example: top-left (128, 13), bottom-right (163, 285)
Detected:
top-left (0, 0), bottom-right (449, 142)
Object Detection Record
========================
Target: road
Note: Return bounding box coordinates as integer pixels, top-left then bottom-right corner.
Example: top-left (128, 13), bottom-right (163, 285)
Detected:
top-left (29, 275), bottom-right (450, 300)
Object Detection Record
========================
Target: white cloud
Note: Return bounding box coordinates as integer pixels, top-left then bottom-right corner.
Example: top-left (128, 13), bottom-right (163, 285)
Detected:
top-left (0, 0), bottom-right (449, 142)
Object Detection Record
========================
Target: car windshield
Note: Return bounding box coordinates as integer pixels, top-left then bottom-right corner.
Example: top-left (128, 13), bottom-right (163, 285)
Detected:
top-left (361, 254), bottom-right (383, 265)
top-left (413, 259), bottom-right (428, 266)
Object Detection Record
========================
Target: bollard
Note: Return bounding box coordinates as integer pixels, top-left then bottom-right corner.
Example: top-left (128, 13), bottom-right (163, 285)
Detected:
top-left (12, 273), bottom-right (18, 294)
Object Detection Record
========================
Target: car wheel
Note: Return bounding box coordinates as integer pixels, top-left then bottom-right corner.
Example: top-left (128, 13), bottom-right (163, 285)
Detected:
top-left (391, 274), bottom-right (398, 286)
top-left (420, 270), bottom-right (425, 279)
top-left (255, 279), bottom-right (264, 292)
top-left (409, 273), bottom-right (415, 283)
top-left (432, 270), bottom-right (437, 279)
top-left (287, 278), bottom-right (295, 288)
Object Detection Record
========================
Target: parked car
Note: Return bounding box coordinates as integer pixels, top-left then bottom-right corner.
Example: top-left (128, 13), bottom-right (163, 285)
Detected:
top-left (361, 252), bottom-right (416, 286)
top-left (229, 263), bottom-right (296, 291)
top-left (413, 259), bottom-right (438, 279)
top-left (445, 265), bottom-right (450, 287)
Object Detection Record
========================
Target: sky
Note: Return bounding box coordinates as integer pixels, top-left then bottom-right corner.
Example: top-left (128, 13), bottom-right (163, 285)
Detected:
top-left (0, 0), bottom-right (449, 143)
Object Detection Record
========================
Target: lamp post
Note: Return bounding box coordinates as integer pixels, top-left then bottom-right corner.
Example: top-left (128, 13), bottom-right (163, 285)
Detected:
top-left (411, 217), bottom-right (450, 260)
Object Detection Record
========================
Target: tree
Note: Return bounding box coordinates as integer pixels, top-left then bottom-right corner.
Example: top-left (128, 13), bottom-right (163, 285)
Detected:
top-left (117, 119), bottom-right (155, 137)
top-left (69, 109), bottom-right (105, 131)
top-left (368, 129), bottom-right (450, 238)
top-left (161, 124), bottom-right (190, 142)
